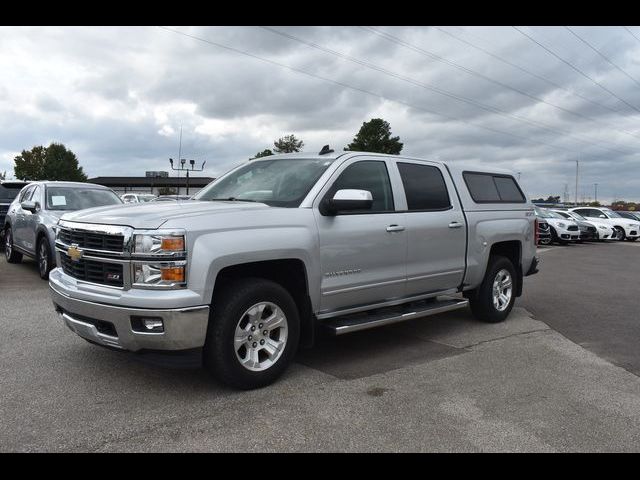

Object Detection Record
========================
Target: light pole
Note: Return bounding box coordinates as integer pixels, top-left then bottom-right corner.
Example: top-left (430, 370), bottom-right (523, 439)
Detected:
top-left (594, 183), bottom-right (598, 204)
top-left (574, 160), bottom-right (579, 206)
top-left (169, 158), bottom-right (206, 195)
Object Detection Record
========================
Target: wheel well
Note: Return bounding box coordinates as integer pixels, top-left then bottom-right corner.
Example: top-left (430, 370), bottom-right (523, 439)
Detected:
top-left (213, 259), bottom-right (315, 348)
top-left (489, 241), bottom-right (522, 297)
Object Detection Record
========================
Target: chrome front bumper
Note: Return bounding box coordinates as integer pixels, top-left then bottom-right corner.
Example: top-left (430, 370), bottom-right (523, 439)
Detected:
top-left (50, 282), bottom-right (210, 352)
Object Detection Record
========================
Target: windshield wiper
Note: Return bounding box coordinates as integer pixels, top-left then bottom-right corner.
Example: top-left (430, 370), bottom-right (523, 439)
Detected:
top-left (206, 197), bottom-right (262, 203)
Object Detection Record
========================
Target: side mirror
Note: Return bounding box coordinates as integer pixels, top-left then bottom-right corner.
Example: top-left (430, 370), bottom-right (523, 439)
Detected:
top-left (321, 189), bottom-right (373, 216)
top-left (21, 200), bottom-right (37, 213)
top-left (599, 214), bottom-right (607, 219)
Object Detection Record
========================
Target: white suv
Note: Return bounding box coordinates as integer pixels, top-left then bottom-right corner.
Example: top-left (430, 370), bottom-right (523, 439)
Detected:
top-left (570, 207), bottom-right (640, 241)
top-left (121, 193), bottom-right (157, 203)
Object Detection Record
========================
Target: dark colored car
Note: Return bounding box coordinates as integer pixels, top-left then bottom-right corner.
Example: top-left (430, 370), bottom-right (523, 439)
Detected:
top-left (552, 210), bottom-right (597, 241)
top-left (1, 181), bottom-right (30, 242)
top-left (537, 219), bottom-right (552, 245)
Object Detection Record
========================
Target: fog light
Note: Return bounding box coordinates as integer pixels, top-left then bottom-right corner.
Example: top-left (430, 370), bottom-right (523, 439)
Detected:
top-left (144, 319), bottom-right (164, 331)
top-left (131, 316), bottom-right (164, 333)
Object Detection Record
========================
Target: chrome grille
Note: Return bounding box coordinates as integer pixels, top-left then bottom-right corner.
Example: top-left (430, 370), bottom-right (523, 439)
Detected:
top-left (60, 253), bottom-right (124, 287)
top-left (58, 228), bottom-right (124, 253)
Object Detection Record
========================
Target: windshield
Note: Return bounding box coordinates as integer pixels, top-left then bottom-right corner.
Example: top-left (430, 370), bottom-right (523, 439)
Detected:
top-left (46, 187), bottom-right (123, 211)
top-left (0, 185), bottom-right (25, 201)
top-left (139, 195), bottom-right (155, 202)
top-left (534, 207), bottom-right (554, 218)
top-left (604, 209), bottom-right (621, 218)
top-left (194, 158), bottom-right (336, 207)
top-left (546, 210), bottom-right (567, 219)
top-left (567, 211), bottom-right (586, 221)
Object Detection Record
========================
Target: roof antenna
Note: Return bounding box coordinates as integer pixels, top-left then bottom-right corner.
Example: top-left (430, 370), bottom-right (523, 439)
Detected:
top-left (318, 145), bottom-right (334, 155)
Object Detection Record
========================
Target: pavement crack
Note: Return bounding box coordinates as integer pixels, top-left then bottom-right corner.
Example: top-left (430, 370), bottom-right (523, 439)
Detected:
top-left (463, 328), bottom-right (551, 349)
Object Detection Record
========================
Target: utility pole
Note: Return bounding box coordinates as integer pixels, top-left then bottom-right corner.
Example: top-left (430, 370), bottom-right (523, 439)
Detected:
top-left (594, 183), bottom-right (598, 203)
top-left (177, 126), bottom-right (183, 183)
top-left (169, 158), bottom-right (206, 196)
top-left (574, 159), bottom-right (579, 206)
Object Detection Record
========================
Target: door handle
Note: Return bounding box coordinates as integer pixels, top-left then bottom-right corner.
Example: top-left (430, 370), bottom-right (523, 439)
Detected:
top-left (386, 225), bottom-right (405, 232)
top-left (448, 222), bottom-right (463, 228)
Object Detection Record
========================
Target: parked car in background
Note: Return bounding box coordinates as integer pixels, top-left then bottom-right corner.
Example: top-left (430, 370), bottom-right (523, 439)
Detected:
top-left (121, 193), bottom-right (156, 203)
top-left (556, 209), bottom-right (615, 241)
top-left (617, 211), bottom-right (640, 222)
top-left (534, 207), bottom-right (580, 244)
top-left (1, 181), bottom-right (30, 242)
top-left (3, 182), bottom-right (123, 279)
top-left (570, 207), bottom-right (640, 241)
top-left (151, 195), bottom-right (192, 202)
top-left (551, 209), bottom-right (598, 242)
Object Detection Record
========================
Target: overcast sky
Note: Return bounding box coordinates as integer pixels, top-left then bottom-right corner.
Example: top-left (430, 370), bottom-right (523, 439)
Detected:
top-left (1, 25), bottom-right (640, 202)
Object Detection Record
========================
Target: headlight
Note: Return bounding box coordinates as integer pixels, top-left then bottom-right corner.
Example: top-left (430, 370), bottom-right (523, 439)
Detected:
top-left (557, 222), bottom-right (566, 228)
top-left (132, 230), bottom-right (186, 257)
top-left (133, 261), bottom-right (187, 288)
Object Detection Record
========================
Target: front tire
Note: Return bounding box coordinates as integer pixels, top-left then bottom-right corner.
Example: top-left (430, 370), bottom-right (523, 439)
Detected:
top-left (615, 227), bottom-right (626, 241)
top-left (203, 278), bottom-right (300, 390)
top-left (4, 227), bottom-right (23, 263)
top-left (37, 237), bottom-right (52, 280)
top-left (468, 256), bottom-right (517, 323)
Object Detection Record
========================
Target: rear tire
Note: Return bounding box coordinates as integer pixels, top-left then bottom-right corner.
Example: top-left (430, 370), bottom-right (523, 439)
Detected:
top-left (203, 278), bottom-right (300, 390)
top-left (4, 227), bottom-right (22, 263)
top-left (469, 256), bottom-right (517, 323)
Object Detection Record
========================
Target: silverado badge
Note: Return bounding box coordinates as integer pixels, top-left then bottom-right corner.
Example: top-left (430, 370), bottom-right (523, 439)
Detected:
top-left (67, 244), bottom-right (84, 262)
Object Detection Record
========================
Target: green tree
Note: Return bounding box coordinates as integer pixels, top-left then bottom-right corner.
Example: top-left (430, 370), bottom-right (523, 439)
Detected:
top-left (251, 149), bottom-right (274, 160)
top-left (42, 143), bottom-right (87, 181)
top-left (13, 145), bottom-right (47, 180)
top-left (344, 118), bottom-right (403, 154)
top-left (273, 134), bottom-right (304, 153)
top-left (14, 143), bottom-right (87, 181)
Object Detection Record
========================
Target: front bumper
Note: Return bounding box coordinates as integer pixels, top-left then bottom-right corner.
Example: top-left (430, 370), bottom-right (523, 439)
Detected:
top-left (50, 272), bottom-right (209, 352)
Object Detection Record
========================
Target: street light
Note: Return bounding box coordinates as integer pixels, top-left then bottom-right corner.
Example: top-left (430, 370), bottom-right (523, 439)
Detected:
top-left (168, 158), bottom-right (207, 195)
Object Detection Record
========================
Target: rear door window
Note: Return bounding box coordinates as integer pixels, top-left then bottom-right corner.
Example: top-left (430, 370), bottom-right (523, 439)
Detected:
top-left (397, 162), bottom-right (451, 210)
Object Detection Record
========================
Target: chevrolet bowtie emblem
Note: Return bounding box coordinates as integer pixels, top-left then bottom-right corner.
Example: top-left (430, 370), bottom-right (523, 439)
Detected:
top-left (67, 244), bottom-right (84, 262)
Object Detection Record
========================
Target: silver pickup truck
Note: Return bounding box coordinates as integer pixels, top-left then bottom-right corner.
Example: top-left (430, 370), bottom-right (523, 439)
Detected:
top-left (49, 150), bottom-right (539, 389)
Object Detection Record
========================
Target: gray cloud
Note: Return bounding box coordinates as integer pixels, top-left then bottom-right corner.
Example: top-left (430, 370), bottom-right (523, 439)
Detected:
top-left (0, 25), bottom-right (639, 203)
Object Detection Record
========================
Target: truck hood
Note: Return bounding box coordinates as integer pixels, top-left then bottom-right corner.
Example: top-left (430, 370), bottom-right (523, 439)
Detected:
top-left (59, 200), bottom-right (271, 229)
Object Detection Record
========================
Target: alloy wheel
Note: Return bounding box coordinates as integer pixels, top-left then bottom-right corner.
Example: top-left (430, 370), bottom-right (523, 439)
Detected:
top-left (492, 269), bottom-right (513, 312)
top-left (234, 301), bottom-right (288, 372)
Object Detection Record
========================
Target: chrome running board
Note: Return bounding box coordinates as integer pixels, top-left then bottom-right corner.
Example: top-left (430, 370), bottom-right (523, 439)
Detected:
top-left (322, 296), bottom-right (469, 335)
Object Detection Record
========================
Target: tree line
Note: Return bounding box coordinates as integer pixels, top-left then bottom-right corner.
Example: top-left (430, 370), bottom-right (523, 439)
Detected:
top-left (251, 118), bottom-right (403, 158)
top-left (9, 118), bottom-right (402, 182)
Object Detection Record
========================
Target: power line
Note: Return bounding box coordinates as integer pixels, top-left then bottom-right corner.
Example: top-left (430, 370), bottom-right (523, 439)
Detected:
top-left (432, 26), bottom-right (626, 116)
top-left (262, 26), bottom-right (635, 156)
top-left (564, 26), bottom-right (640, 90)
top-left (622, 26), bottom-right (640, 45)
top-left (156, 26), bottom-right (627, 160)
top-left (360, 26), bottom-right (640, 146)
top-left (512, 26), bottom-right (640, 115)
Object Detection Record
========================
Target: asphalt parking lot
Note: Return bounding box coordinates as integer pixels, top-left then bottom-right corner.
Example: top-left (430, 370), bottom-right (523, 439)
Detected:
top-left (1, 242), bottom-right (640, 452)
